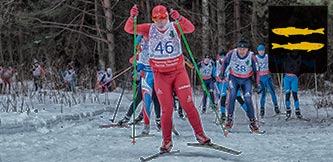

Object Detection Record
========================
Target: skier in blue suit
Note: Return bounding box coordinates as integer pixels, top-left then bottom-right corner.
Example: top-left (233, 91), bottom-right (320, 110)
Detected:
top-left (256, 45), bottom-right (280, 117)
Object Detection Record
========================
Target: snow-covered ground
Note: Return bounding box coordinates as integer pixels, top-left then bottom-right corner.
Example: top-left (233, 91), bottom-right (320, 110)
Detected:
top-left (0, 89), bottom-right (332, 162)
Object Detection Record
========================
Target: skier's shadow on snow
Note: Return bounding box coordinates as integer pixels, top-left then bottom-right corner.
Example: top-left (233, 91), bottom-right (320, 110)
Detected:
top-left (173, 151), bottom-right (245, 162)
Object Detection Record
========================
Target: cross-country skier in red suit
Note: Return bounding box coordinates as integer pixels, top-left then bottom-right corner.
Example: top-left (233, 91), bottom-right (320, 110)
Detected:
top-left (124, 5), bottom-right (211, 152)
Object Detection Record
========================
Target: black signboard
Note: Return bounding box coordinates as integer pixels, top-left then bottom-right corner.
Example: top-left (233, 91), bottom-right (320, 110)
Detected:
top-left (269, 6), bottom-right (327, 74)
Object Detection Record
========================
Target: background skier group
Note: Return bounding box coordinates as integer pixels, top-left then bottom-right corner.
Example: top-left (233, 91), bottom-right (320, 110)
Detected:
top-left (117, 4), bottom-right (304, 153)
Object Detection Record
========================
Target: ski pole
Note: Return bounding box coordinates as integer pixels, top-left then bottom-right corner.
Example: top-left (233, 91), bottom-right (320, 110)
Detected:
top-left (110, 72), bottom-right (131, 123)
top-left (174, 15), bottom-right (228, 137)
top-left (131, 7), bottom-right (138, 144)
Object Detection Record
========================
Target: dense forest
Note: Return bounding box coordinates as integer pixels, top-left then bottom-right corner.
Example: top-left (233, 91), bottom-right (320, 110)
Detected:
top-left (0, 0), bottom-right (332, 91)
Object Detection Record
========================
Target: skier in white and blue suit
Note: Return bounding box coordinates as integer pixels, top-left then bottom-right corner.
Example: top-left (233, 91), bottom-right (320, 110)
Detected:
top-left (198, 53), bottom-right (216, 113)
top-left (136, 34), bottom-right (161, 134)
top-left (256, 44), bottom-right (280, 117)
top-left (220, 39), bottom-right (262, 132)
top-left (216, 50), bottom-right (247, 123)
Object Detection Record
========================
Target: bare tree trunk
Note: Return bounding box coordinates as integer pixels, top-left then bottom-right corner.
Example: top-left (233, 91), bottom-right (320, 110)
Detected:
top-left (95, 0), bottom-right (104, 67)
top-left (251, 0), bottom-right (259, 48)
top-left (209, 0), bottom-right (216, 54)
top-left (103, 0), bottom-right (116, 71)
top-left (234, 0), bottom-right (240, 41)
top-left (147, 1), bottom-right (151, 22)
top-left (8, 26), bottom-right (14, 64)
top-left (0, 26), bottom-right (4, 63)
top-left (217, 0), bottom-right (226, 52)
top-left (202, 0), bottom-right (209, 54)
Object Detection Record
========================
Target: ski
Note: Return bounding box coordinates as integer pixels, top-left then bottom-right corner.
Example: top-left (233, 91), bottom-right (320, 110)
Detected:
top-left (128, 121), bottom-right (143, 125)
top-left (99, 123), bottom-right (130, 129)
top-left (251, 130), bottom-right (266, 135)
top-left (265, 113), bottom-right (287, 118)
top-left (286, 117), bottom-right (311, 121)
top-left (285, 115), bottom-right (292, 121)
top-left (227, 129), bottom-right (266, 135)
top-left (187, 142), bottom-right (242, 155)
top-left (139, 150), bottom-right (180, 162)
top-left (129, 133), bottom-right (155, 138)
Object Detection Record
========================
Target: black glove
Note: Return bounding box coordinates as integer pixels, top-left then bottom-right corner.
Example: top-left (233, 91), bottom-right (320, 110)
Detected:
top-left (254, 85), bottom-right (262, 94)
top-left (219, 73), bottom-right (225, 80)
top-left (212, 77), bottom-right (216, 83)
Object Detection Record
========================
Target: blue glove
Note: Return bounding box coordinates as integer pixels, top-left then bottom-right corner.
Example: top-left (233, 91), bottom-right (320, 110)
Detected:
top-left (137, 63), bottom-right (145, 71)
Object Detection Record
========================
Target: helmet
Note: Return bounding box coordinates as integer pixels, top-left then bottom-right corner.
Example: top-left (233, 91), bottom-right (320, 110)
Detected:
top-left (257, 44), bottom-right (265, 51)
top-left (237, 39), bottom-right (249, 48)
top-left (33, 59), bottom-right (38, 64)
top-left (219, 50), bottom-right (227, 56)
top-left (203, 53), bottom-right (210, 59)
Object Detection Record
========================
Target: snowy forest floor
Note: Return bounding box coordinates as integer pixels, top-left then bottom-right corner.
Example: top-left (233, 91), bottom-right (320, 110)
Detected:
top-left (0, 89), bottom-right (332, 162)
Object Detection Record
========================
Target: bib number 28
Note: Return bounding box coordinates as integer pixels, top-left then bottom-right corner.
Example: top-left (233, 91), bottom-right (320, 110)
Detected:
top-left (155, 41), bottom-right (174, 55)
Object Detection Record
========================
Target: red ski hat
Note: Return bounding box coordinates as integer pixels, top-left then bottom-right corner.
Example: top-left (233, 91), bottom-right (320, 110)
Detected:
top-left (152, 5), bottom-right (168, 21)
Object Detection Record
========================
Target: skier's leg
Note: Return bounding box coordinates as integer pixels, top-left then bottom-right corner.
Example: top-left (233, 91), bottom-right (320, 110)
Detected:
top-left (125, 82), bottom-right (142, 118)
top-left (236, 91), bottom-right (247, 112)
top-left (142, 74), bottom-right (153, 126)
top-left (154, 72), bottom-right (174, 145)
top-left (219, 82), bottom-right (228, 114)
top-left (174, 68), bottom-right (209, 143)
top-left (202, 80), bottom-right (208, 112)
top-left (267, 77), bottom-right (278, 106)
top-left (241, 78), bottom-right (255, 120)
top-left (227, 77), bottom-right (239, 118)
top-left (208, 80), bottom-right (215, 107)
top-left (260, 80), bottom-right (266, 109)
top-left (291, 76), bottom-right (299, 109)
top-left (152, 88), bottom-right (160, 119)
top-left (284, 76), bottom-right (292, 117)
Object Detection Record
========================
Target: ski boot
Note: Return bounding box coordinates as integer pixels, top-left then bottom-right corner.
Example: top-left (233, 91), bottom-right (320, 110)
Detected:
top-left (220, 113), bottom-right (226, 124)
top-left (286, 108), bottom-right (291, 118)
top-left (117, 116), bottom-right (130, 125)
top-left (295, 109), bottom-right (303, 118)
top-left (196, 132), bottom-right (211, 144)
top-left (133, 115), bottom-right (143, 124)
top-left (160, 140), bottom-right (173, 153)
top-left (249, 119), bottom-right (259, 133)
top-left (201, 107), bottom-right (206, 114)
top-left (225, 116), bottom-right (233, 130)
top-left (142, 124), bottom-right (150, 135)
top-left (274, 105), bottom-right (280, 114)
top-left (260, 108), bottom-right (265, 117)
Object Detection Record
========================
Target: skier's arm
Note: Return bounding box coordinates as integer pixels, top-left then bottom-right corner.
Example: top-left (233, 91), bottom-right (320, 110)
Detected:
top-left (220, 53), bottom-right (232, 79)
top-left (212, 63), bottom-right (216, 78)
top-left (124, 18), bottom-right (151, 39)
top-left (174, 16), bottom-right (195, 35)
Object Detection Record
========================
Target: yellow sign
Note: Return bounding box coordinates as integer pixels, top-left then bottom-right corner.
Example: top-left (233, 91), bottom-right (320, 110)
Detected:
top-left (271, 42), bottom-right (324, 52)
top-left (272, 27), bottom-right (324, 37)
